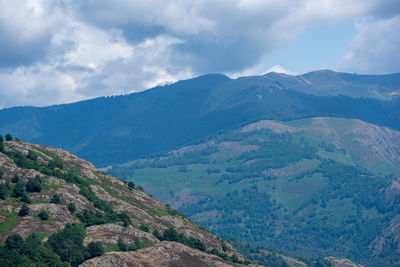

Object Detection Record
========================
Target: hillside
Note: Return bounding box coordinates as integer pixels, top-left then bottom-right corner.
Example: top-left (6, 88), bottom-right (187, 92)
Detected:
top-left (109, 117), bottom-right (400, 267)
top-left (0, 71), bottom-right (399, 166)
top-left (264, 70), bottom-right (400, 99)
top-left (0, 139), bottom-right (253, 266)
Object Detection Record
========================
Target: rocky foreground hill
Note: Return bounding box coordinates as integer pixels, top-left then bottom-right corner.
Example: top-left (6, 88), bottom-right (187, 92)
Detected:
top-left (0, 139), bottom-right (364, 266)
top-left (0, 139), bottom-right (253, 266)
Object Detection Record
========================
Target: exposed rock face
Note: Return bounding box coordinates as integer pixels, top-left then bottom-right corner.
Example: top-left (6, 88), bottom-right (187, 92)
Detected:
top-left (80, 241), bottom-right (237, 267)
top-left (326, 257), bottom-right (365, 267)
top-left (83, 224), bottom-right (159, 247)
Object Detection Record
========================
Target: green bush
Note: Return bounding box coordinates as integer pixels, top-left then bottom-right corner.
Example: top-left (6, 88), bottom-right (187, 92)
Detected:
top-left (117, 238), bottom-right (128, 251)
top-left (5, 134), bottom-right (12, 141)
top-left (0, 183), bottom-right (10, 199)
top-left (11, 174), bottom-right (20, 183)
top-left (68, 203), bottom-right (76, 213)
top-left (26, 150), bottom-right (38, 161)
top-left (18, 204), bottom-right (29, 217)
top-left (26, 176), bottom-right (42, 192)
top-left (88, 242), bottom-right (104, 258)
top-left (12, 181), bottom-right (26, 198)
top-left (51, 194), bottom-right (61, 204)
top-left (5, 234), bottom-right (24, 250)
top-left (20, 193), bottom-right (31, 204)
top-left (39, 210), bottom-right (49, 221)
top-left (139, 224), bottom-right (150, 232)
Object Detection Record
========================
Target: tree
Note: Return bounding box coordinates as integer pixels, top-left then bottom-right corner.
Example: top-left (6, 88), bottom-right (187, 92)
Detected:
top-left (39, 209), bottom-right (49, 220)
top-left (0, 183), bottom-right (10, 199)
top-left (15, 137), bottom-right (21, 142)
top-left (18, 204), bottom-right (30, 217)
top-left (5, 134), bottom-right (12, 141)
top-left (51, 194), bottom-right (61, 204)
top-left (137, 185), bottom-right (144, 191)
top-left (45, 223), bottom-right (89, 266)
top-left (88, 242), bottom-right (104, 258)
top-left (21, 193), bottom-right (31, 203)
top-left (26, 176), bottom-right (42, 192)
top-left (128, 181), bottom-right (135, 189)
top-left (12, 181), bottom-right (25, 197)
top-left (27, 150), bottom-right (38, 161)
top-left (12, 174), bottom-right (20, 183)
top-left (5, 234), bottom-right (24, 250)
top-left (117, 238), bottom-right (128, 251)
top-left (139, 224), bottom-right (150, 232)
top-left (0, 134), bottom-right (3, 142)
top-left (68, 203), bottom-right (76, 213)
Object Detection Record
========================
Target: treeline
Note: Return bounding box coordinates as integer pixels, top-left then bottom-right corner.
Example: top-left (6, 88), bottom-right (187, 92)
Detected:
top-left (0, 224), bottom-right (104, 267)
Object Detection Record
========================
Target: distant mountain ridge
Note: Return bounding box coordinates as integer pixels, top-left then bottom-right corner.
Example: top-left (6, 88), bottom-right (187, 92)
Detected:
top-left (0, 70), bottom-right (399, 166)
top-left (263, 70), bottom-right (400, 99)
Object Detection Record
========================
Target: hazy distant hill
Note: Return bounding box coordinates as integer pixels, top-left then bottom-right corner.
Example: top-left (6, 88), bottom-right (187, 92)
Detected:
top-left (0, 71), bottom-right (399, 166)
top-left (109, 117), bottom-right (400, 267)
top-left (264, 70), bottom-right (400, 99)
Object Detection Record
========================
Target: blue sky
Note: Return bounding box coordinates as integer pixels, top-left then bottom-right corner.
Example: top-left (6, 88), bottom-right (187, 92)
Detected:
top-left (0, 0), bottom-right (399, 108)
top-left (260, 23), bottom-right (357, 74)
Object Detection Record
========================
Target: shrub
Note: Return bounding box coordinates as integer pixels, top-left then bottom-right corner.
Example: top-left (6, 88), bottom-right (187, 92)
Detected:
top-left (5, 134), bottom-right (12, 141)
top-left (51, 194), bottom-right (61, 204)
top-left (26, 150), bottom-right (38, 161)
top-left (5, 234), bottom-right (24, 250)
top-left (153, 229), bottom-right (162, 240)
top-left (88, 242), bottom-right (104, 258)
top-left (12, 181), bottom-right (26, 198)
top-left (0, 183), bottom-right (10, 199)
top-left (39, 209), bottom-right (49, 220)
top-left (117, 238), bottom-right (128, 251)
top-left (139, 224), bottom-right (150, 232)
top-left (137, 186), bottom-right (144, 191)
top-left (68, 202), bottom-right (76, 213)
top-left (12, 174), bottom-right (20, 183)
top-left (127, 181), bottom-right (135, 189)
top-left (26, 176), bottom-right (42, 192)
top-left (18, 204), bottom-right (30, 217)
top-left (21, 193), bottom-right (31, 204)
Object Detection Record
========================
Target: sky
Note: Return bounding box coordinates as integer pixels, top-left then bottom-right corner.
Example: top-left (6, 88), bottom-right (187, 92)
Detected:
top-left (0, 0), bottom-right (399, 108)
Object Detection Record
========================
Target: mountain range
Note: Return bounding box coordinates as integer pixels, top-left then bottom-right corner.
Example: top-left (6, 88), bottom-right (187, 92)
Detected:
top-left (0, 70), bottom-right (399, 166)
top-left (0, 69), bottom-right (399, 266)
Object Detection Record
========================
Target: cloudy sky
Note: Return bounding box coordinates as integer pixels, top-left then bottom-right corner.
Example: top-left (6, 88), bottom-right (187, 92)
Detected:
top-left (0, 0), bottom-right (399, 108)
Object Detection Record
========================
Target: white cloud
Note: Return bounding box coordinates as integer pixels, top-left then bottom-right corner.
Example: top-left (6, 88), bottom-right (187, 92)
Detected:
top-left (0, 0), bottom-right (399, 108)
top-left (338, 15), bottom-right (400, 74)
top-left (265, 65), bottom-right (295, 75)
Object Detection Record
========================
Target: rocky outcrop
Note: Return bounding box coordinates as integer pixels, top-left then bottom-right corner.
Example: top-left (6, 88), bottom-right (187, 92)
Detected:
top-left (83, 224), bottom-right (159, 247)
top-left (80, 241), bottom-right (239, 267)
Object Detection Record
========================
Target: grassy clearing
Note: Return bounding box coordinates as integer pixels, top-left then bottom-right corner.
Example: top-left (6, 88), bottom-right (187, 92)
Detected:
top-left (0, 210), bottom-right (18, 238)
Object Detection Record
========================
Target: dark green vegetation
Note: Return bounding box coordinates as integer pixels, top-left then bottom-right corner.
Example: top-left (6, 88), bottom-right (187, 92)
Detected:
top-left (110, 117), bottom-right (400, 266)
top-left (0, 224), bottom-right (104, 267)
top-left (1, 71), bottom-right (400, 166)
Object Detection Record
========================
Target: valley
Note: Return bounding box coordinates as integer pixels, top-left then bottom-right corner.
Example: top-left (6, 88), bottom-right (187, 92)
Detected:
top-left (110, 117), bottom-right (400, 266)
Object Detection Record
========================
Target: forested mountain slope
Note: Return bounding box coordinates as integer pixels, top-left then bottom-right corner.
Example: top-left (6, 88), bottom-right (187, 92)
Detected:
top-left (0, 71), bottom-right (399, 166)
top-left (110, 117), bottom-right (400, 267)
